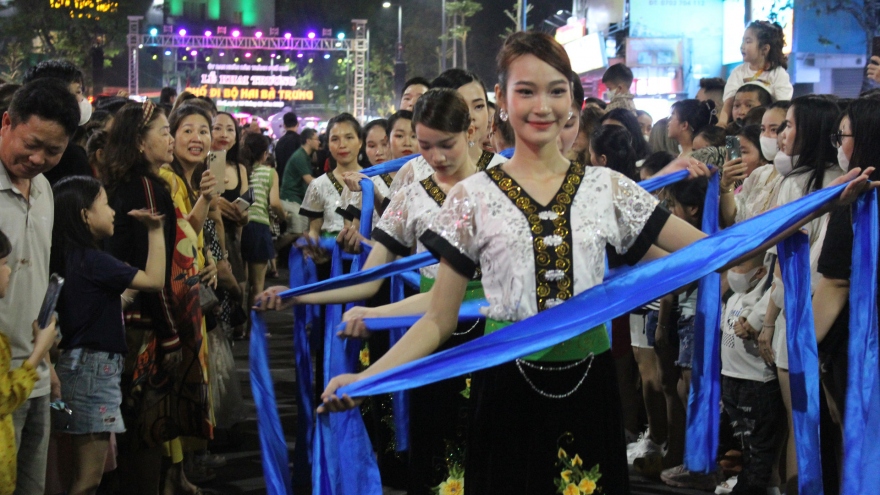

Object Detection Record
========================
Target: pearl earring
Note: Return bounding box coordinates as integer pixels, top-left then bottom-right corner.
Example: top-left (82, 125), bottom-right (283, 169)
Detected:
top-left (468, 141), bottom-right (475, 147)
top-left (568, 110), bottom-right (574, 119)
top-left (499, 109), bottom-right (508, 122)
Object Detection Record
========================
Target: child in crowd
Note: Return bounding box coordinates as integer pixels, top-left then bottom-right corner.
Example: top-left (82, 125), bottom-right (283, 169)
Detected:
top-left (731, 84), bottom-right (773, 124)
top-left (657, 177), bottom-right (720, 490)
top-left (50, 176), bottom-right (166, 495)
top-left (0, 228), bottom-right (57, 495)
top-left (721, 21), bottom-right (792, 125)
top-left (716, 252), bottom-right (782, 495)
top-left (602, 63), bottom-right (637, 114)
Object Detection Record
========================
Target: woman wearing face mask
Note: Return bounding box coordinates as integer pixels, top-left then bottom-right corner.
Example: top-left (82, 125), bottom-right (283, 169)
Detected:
top-left (812, 98), bottom-right (880, 467)
top-left (758, 101), bottom-right (790, 162)
top-left (719, 124), bottom-right (776, 228)
top-left (387, 69), bottom-right (508, 201)
top-left (755, 95), bottom-right (843, 495)
top-left (258, 89), bottom-right (487, 493)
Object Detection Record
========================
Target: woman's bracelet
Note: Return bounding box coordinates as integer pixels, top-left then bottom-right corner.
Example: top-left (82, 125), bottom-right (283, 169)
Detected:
top-left (720, 185), bottom-right (735, 194)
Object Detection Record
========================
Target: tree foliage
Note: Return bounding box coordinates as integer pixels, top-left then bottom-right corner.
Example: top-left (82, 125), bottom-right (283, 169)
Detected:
top-left (500, 0), bottom-right (535, 39)
top-left (0, 0), bottom-right (152, 86)
top-left (445, 0), bottom-right (483, 70)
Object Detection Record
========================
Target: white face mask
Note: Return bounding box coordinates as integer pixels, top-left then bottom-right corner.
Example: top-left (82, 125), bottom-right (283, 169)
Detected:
top-left (837, 147), bottom-right (850, 173)
top-left (774, 153), bottom-right (793, 176)
top-left (606, 89), bottom-right (617, 100)
top-left (728, 266), bottom-right (761, 294)
top-left (78, 98), bottom-right (92, 126)
top-left (644, 134), bottom-right (650, 142)
top-left (760, 135), bottom-right (779, 161)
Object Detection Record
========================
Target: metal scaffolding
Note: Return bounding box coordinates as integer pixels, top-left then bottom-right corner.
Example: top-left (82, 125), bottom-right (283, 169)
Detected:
top-left (351, 19), bottom-right (368, 122)
top-left (126, 17), bottom-right (370, 120)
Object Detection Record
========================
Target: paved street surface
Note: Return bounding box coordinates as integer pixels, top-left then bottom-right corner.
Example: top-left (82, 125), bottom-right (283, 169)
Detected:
top-left (200, 272), bottom-right (714, 495)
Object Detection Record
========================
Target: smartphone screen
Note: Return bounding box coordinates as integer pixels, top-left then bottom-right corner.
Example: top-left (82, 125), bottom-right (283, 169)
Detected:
top-left (873, 37), bottom-right (880, 58)
top-left (38, 274), bottom-right (64, 329)
top-left (207, 150), bottom-right (227, 195)
top-left (726, 136), bottom-right (742, 161)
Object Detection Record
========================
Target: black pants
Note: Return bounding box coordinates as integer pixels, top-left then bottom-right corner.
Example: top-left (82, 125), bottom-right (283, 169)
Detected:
top-left (721, 375), bottom-right (784, 494)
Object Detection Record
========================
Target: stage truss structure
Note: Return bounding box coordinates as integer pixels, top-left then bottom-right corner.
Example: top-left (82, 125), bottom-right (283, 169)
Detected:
top-left (127, 16), bottom-right (369, 121)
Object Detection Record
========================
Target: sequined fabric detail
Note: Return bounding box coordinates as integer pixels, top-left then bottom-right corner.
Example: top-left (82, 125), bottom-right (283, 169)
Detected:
top-left (327, 171), bottom-right (345, 195)
top-left (380, 173), bottom-right (394, 188)
top-left (419, 175), bottom-right (447, 208)
top-left (476, 150), bottom-right (494, 171)
top-left (611, 174), bottom-right (657, 254)
top-left (487, 162), bottom-right (585, 312)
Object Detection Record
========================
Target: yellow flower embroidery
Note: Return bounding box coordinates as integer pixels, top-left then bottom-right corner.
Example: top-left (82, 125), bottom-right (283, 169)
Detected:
top-left (465, 378), bottom-right (471, 388)
top-left (578, 479), bottom-right (596, 494)
top-left (439, 478), bottom-right (464, 495)
top-left (358, 348), bottom-right (370, 367)
top-left (562, 483), bottom-right (580, 495)
top-left (560, 470), bottom-right (573, 483)
top-left (571, 454), bottom-right (583, 467)
top-left (558, 448), bottom-right (568, 459)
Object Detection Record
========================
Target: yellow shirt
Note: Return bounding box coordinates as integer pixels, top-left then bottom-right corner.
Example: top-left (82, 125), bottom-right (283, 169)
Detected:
top-left (0, 332), bottom-right (38, 495)
top-left (158, 167), bottom-right (206, 268)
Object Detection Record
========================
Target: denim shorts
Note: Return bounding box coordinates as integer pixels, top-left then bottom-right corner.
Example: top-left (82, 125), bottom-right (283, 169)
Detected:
top-left (56, 348), bottom-right (126, 434)
top-left (676, 315), bottom-right (695, 369)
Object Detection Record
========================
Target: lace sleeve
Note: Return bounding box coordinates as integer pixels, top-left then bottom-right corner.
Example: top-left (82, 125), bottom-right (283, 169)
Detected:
top-left (387, 161), bottom-right (415, 198)
top-left (608, 171), bottom-right (665, 257)
top-left (299, 178), bottom-right (325, 217)
top-left (373, 188), bottom-right (414, 257)
top-left (419, 183), bottom-right (480, 278)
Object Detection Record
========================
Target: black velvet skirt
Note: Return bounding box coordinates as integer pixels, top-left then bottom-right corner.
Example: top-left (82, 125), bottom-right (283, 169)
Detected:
top-left (465, 350), bottom-right (630, 495)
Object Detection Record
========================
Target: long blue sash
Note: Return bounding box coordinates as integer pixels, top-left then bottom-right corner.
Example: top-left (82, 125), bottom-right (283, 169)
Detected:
top-left (843, 189), bottom-right (880, 493)
top-left (338, 185), bottom-right (846, 485)
top-left (337, 299), bottom-right (489, 332)
top-left (685, 173), bottom-right (722, 472)
top-left (250, 312), bottom-right (294, 495)
top-left (313, 243), bottom-right (383, 495)
top-left (778, 232), bottom-right (824, 494)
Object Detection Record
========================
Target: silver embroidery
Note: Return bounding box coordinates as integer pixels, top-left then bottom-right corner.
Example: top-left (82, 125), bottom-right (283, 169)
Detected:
top-left (544, 269), bottom-right (565, 282)
top-left (543, 234), bottom-right (563, 247)
top-left (538, 211), bottom-right (559, 221)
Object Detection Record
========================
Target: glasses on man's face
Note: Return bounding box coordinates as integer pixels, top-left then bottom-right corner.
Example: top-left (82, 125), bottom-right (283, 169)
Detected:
top-left (830, 130), bottom-right (853, 148)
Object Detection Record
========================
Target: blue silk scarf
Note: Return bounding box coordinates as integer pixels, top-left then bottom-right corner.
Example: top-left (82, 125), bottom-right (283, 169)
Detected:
top-left (778, 232), bottom-right (824, 494)
top-left (843, 189), bottom-right (880, 494)
top-left (685, 173), bottom-right (722, 472)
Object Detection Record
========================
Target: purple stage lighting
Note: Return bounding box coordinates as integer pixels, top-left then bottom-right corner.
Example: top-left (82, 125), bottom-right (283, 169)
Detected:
top-left (178, 28), bottom-right (187, 36)
top-left (204, 30), bottom-right (212, 37)
top-left (190, 50), bottom-right (197, 56)
top-left (232, 29), bottom-right (241, 37)
top-left (255, 31), bottom-right (263, 38)
top-left (244, 52), bottom-right (252, 58)
top-left (284, 32), bottom-right (292, 39)
top-left (307, 32), bottom-right (316, 39)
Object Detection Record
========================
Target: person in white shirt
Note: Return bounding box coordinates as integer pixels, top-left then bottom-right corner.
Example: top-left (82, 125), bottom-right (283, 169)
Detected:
top-left (718, 253), bottom-right (783, 494)
top-left (720, 21), bottom-right (793, 126)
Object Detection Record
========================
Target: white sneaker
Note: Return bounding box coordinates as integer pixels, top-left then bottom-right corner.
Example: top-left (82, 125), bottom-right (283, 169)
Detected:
top-left (627, 430), bottom-right (665, 465)
top-left (627, 428), bottom-right (649, 452)
top-left (715, 475), bottom-right (737, 494)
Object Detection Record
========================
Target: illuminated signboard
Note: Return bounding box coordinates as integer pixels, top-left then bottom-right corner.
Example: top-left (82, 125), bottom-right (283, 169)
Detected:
top-left (555, 19), bottom-right (587, 46)
top-left (565, 33), bottom-right (607, 74)
top-left (186, 63), bottom-right (314, 109)
top-left (49, 0), bottom-right (118, 18)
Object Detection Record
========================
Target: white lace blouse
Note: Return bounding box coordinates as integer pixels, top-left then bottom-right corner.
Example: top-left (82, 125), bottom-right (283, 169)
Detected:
top-left (373, 174), bottom-right (451, 280)
top-left (420, 163), bottom-right (668, 322)
top-left (299, 172), bottom-right (347, 234)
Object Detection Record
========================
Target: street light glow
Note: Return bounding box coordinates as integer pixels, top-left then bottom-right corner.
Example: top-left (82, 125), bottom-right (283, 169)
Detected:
top-left (382, 1), bottom-right (391, 7)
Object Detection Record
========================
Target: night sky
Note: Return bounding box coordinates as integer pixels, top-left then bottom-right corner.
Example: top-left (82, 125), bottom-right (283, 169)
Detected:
top-left (274, 0), bottom-right (573, 85)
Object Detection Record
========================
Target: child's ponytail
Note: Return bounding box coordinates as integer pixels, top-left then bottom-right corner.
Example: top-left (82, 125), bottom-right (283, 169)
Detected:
top-left (748, 20), bottom-right (788, 70)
